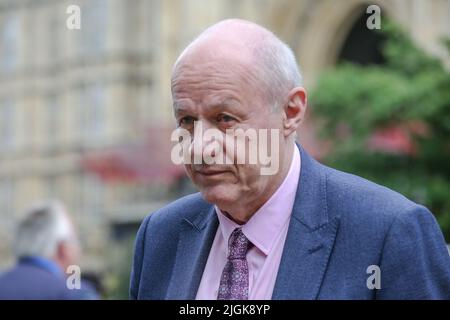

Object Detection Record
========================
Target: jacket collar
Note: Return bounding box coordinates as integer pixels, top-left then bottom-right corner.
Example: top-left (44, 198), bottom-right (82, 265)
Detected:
top-left (271, 145), bottom-right (340, 299)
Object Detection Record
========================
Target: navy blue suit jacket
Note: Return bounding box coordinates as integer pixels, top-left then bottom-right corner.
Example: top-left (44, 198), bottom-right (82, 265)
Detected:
top-left (130, 146), bottom-right (450, 299)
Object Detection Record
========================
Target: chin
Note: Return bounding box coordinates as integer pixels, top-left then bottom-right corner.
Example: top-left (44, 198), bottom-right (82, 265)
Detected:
top-left (198, 183), bottom-right (240, 208)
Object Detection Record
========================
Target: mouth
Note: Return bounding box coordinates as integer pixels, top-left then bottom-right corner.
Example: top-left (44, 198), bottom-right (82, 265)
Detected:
top-left (195, 169), bottom-right (230, 177)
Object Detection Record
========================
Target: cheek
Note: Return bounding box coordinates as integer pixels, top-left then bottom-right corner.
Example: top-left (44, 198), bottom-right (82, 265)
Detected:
top-left (184, 164), bottom-right (194, 177)
top-left (65, 245), bottom-right (79, 262)
top-left (235, 164), bottom-right (263, 186)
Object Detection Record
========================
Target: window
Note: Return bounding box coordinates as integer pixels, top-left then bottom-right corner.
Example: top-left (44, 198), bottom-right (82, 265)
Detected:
top-left (81, 174), bottom-right (104, 217)
top-left (79, 83), bottom-right (106, 143)
top-left (78, 0), bottom-right (108, 57)
top-left (0, 99), bottom-right (15, 150)
top-left (0, 178), bottom-right (15, 218)
top-left (48, 8), bottom-right (60, 64)
top-left (0, 13), bottom-right (20, 73)
top-left (338, 8), bottom-right (386, 65)
top-left (47, 94), bottom-right (60, 149)
top-left (47, 175), bottom-right (55, 197)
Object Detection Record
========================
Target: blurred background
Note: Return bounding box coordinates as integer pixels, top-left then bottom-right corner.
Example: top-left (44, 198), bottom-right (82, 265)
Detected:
top-left (0, 0), bottom-right (449, 298)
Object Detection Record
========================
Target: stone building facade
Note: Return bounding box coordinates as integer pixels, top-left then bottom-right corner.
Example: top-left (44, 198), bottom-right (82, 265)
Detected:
top-left (0, 0), bottom-right (449, 275)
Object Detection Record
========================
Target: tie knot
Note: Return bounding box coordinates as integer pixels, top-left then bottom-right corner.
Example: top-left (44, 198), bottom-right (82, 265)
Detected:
top-left (228, 228), bottom-right (251, 260)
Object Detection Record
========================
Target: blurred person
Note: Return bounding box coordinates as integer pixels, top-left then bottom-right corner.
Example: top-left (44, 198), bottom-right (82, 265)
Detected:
top-left (0, 200), bottom-right (99, 299)
top-left (130, 19), bottom-right (450, 299)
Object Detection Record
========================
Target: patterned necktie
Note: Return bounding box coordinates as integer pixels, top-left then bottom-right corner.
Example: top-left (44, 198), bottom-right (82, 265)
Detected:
top-left (217, 228), bottom-right (252, 300)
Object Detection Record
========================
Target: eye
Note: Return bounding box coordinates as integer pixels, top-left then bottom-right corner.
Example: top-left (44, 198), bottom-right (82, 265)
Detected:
top-left (216, 114), bottom-right (236, 123)
top-left (178, 116), bottom-right (196, 127)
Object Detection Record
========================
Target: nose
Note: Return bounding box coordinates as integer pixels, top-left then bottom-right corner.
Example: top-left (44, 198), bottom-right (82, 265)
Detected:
top-left (189, 120), bottom-right (222, 165)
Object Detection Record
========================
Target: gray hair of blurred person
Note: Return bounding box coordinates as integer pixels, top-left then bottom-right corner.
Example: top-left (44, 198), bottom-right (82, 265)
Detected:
top-left (172, 19), bottom-right (303, 111)
top-left (13, 200), bottom-right (76, 260)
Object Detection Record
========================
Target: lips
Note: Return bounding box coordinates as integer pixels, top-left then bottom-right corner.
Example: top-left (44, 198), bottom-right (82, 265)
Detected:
top-left (196, 169), bottom-right (229, 176)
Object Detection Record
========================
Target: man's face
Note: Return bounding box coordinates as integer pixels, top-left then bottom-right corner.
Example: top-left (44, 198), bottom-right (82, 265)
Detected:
top-left (172, 54), bottom-right (287, 216)
top-left (55, 217), bottom-right (81, 273)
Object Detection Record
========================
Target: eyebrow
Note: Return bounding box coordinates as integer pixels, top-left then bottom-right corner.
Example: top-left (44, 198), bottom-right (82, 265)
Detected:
top-left (174, 98), bottom-right (242, 115)
top-left (173, 101), bottom-right (192, 115)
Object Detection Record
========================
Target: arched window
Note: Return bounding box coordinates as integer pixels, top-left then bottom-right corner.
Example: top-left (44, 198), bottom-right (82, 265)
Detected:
top-left (338, 7), bottom-right (386, 65)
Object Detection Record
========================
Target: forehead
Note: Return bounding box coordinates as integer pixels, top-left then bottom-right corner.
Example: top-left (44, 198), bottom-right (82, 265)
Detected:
top-left (172, 57), bottom-right (263, 106)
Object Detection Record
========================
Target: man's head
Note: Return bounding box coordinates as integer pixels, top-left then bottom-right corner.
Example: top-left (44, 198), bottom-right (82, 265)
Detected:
top-left (171, 19), bottom-right (307, 223)
top-left (13, 200), bottom-right (80, 273)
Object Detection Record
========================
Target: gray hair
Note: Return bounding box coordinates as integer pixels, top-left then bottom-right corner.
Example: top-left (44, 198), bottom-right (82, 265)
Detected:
top-left (13, 200), bottom-right (74, 259)
top-left (252, 30), bottom-right (303, 110)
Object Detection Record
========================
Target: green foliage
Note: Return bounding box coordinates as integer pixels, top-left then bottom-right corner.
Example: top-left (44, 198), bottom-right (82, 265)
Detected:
top-left (102, 236), bottom-right (135, 299)
top-left (311, 23), bottom-right (450, 241)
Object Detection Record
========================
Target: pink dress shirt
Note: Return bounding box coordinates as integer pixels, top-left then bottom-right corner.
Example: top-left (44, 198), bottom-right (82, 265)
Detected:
top-left (196, 146), bottom-right (301, 300)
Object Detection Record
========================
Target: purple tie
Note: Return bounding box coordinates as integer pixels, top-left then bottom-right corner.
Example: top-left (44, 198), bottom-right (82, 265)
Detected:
top-left (217, 228), bottom-right (252, 300)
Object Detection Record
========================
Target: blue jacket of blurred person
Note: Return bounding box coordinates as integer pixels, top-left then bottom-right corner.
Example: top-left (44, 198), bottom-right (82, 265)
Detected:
top-left (0, 200), bottom-right (99, 300)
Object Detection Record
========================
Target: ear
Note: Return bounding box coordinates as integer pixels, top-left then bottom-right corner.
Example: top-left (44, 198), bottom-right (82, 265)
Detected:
top-left (282, 87), bottom-right (307, 138)
top-left (56, 241), bottom-right (68, 261)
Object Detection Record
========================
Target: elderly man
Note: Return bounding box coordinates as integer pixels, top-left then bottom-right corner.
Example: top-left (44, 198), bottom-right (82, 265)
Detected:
top-left (0, 200), bottom-right (98, 299)
top-left (130, 19), bottom-right (450, 299)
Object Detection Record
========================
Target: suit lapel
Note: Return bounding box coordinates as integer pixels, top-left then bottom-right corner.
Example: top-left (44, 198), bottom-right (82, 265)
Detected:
top-left (272, 146), bottom-right (340, 299)
top-left (165, 206), bottom-right (218, 299)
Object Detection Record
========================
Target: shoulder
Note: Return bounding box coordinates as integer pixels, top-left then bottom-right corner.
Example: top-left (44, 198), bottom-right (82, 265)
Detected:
top-left (139, 192), bottom-right (212, 233)
top-left (130, 193), bottom-right (213, 298)
top-left (133, 192), bottom-right (213, 255)
top-left (0, 264), bottom-right (70, 299)
top-left (318, 163), bottom-right (436, 237)
top-left (319, 164), bottom-right (450, 299)
top-left (0, 263), bottom-right (57, 283)
top-left (325, 164), bottom-right (422, 217)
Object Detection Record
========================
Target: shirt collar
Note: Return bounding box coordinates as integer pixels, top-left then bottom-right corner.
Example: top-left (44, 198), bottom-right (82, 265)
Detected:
top-left (19, 256), bottom-right (64, 277)
top-left (216, 145), bottom-right (301, 255)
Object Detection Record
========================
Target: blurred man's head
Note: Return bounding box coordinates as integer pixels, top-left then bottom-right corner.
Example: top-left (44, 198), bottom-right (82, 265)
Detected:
top-left (171, 19), bottom-right (307, 223)
top-left (13, 200), bottom-right (80, 273)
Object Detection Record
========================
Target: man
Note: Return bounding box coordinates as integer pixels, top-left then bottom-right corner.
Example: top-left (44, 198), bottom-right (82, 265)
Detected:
top-left (130, 19), bottom-right (450, 299)
top-left (0, 200), bottom-right (98, 299)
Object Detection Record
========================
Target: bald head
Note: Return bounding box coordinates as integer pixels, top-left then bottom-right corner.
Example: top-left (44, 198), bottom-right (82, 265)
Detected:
top-left (172, 19), bottom-right (302, 109)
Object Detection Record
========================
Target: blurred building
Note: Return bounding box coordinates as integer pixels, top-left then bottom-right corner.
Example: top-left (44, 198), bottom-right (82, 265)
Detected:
top-left (0, 0), bottom-right (449, 277)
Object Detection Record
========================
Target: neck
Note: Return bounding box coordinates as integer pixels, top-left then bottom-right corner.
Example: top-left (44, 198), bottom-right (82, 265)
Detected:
top-left (222, 142), bottom-right (296, 224)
